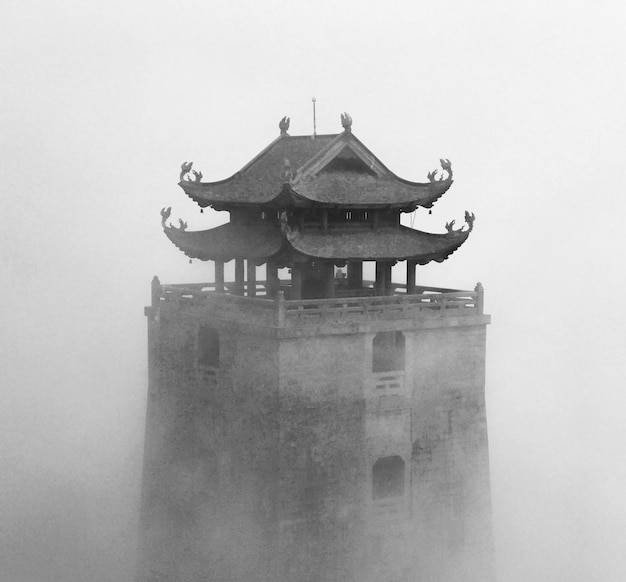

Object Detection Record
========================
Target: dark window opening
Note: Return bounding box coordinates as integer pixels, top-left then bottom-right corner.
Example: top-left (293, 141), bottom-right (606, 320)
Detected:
top-left (373, 455), bottom-right (405, 499)
top-left (372, 331), bottom-right (405, 372)
top-left (198, 326), bottom-right (219, 367)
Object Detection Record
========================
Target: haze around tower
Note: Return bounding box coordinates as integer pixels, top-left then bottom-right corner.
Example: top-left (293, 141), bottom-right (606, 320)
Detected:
top-left (1, 1), bottom-right (625, 581)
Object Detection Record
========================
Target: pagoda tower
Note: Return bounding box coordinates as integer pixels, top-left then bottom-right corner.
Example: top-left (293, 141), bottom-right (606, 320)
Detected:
top-left (137, 114), bottom-right (494, 582)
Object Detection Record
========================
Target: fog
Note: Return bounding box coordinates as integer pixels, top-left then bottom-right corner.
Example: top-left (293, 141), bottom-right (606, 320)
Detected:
top-left (2, 1), bottom-right (625, 580)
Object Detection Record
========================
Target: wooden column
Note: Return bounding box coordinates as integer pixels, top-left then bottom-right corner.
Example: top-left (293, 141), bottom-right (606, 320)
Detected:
top-left (406, 260), bottom-right (416, 295)
top-left (383, 262), bottom-right (393, 295)
top-left (375, 261), bottom-right (385, 296)
top-left (347, 261), bottom-right (362, 290)
top-left (266, 262), bottom-right (279, 298)
top-left (291, 264), bottom-right (302, 300)
top-left (324, 263), bottom-right (335, 298)
top-left (214, 260), bottom-right (225, 293)
top-left (247, 261), bottom-right (256, 297)
top-left (322, 210), bottom-right (328, 230)
top-left (234, 259), bottom-right (245, 296)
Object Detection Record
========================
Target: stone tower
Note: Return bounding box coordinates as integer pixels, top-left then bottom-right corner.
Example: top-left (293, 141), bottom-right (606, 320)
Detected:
top-left (137, 114), bottom-right (493, 582)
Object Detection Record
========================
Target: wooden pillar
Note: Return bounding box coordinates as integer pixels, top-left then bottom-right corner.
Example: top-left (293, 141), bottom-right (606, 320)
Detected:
top-left (247, 261), bottom-right (256, 297)
top-left (214, 260), bottom-right (225, 293)
top-left (291, 264), bottom-right (302, 300)
top-left (324, 263), bottom-right (335, 299)
top-left (383, 262), bottom-right (393, 295)
top-left (234, 259), bottom-right (244, 296)
top-left (406, 260), bottom-right (416, 295)
top-left (266, 262), bottom-right (279, 298)
top-left (347, 261), bottom-right (362, 290)
top-left (322, 209), bottom-right (328, 230)
top-left (375, 261), bottom-right (385, 296)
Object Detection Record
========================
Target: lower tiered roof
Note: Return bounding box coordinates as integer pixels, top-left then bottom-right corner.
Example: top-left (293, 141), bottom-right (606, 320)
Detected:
top-left (163, 220), bottom-right (473, 264)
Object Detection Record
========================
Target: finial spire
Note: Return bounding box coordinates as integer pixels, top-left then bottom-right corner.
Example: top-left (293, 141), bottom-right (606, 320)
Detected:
top-left (312, 97), bottom-right (317, 138)
top-left (341, 112), bottom-right (352, 132)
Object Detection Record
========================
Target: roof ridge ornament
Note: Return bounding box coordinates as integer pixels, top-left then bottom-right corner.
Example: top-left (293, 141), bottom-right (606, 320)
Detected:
top-left (160, 207), bottom-right (188, 231)
top-left (279, 116), bottom-right (290, 136)
top-left (427, 158), bottom-right (453, 183)
top-left (160, 206), bottom-right (171, 228)
top-left (340, 112), bottom-right (352, 132)
top-left (445, 211), bottom-right (475, 235)
top-left (180, 161), bottom-right (203, 183)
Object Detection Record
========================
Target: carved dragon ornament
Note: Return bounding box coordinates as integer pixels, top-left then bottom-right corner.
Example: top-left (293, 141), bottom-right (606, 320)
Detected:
top-left (427, 158), bottom-right (453, 182)
top-left (160, 206), bottom-right (187, 231)
top-left (180, 161), bottom-right (203, 183)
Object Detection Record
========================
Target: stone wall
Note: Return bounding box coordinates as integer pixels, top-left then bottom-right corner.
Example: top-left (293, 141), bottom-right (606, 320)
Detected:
top-left (137, 305), bottom-right (280, 582)
top-left (136, 301), bottom-right (493, 582)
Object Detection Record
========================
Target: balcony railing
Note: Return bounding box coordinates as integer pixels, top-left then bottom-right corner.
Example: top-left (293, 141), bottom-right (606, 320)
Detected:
top-left (150, 278), bottom-right (484, 327)
top-left (372, 371), bottom-right (405, 392)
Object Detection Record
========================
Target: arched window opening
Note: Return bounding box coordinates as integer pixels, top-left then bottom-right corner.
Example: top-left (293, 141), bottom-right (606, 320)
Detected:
top-left (372, 331), bottom-right (405, 372)
top-left (372, 455), bottom-right (405, 499)
top-left (198, 326), bottom-right (220, 368)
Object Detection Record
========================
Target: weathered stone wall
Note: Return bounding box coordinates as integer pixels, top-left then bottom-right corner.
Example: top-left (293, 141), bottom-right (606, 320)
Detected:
top-left (137, 305), bottom-right (280, 582)
top-left (409, 325), bottom-right (494, 582)
top-left (277, 333), bottom-right (368, 582)
top-left (136, 302), bottom-right (493, 582)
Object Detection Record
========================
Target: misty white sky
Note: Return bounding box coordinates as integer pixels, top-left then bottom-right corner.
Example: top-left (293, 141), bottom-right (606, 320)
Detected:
top-left (1, 1), bottom-right (625, 581)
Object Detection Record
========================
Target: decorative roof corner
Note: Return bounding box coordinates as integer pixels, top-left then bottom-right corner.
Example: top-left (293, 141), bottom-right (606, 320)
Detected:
top-left (160, 207), bottom-right (187, 231)
top-left (180, 161), bottom-right (203, 183)
top-left (427, 158), bottom-right (453, 183)
top-left (445, 211), bottom-right (475, 236)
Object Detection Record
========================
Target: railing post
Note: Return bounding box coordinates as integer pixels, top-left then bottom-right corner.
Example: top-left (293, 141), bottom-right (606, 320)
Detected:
top-left (474, 282), bottom-right (484, 314)
top-left (151, 275), bottom-right (161, 306)
top-left (276, 290), bottom-right (285, 327)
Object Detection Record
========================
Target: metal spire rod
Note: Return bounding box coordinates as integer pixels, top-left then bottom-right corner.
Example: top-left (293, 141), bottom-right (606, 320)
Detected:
top-left (312, 97), bottom-right (317, 138)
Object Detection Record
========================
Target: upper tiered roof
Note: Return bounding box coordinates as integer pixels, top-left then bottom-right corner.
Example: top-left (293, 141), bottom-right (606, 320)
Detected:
top-left (178, 115), bottom-right (453, 211)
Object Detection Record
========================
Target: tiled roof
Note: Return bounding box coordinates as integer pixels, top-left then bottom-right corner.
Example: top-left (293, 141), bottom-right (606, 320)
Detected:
top-left (164, 223), bottom-right (283, 261)
top-left (289, 226), bottom-right (470, 263)
top-left (179, 135), bottom-right (337, 207)
top-left (163, 223), bottom-right (471, 264)
top-left (292, 173), bottom-right (451, 209)
top-left (178, 131), bottom-right (453, 210)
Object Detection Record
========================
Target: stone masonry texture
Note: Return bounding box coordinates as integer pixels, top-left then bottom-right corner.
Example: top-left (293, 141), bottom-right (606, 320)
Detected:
top-left (136, 300), bottom-right (493, 582)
